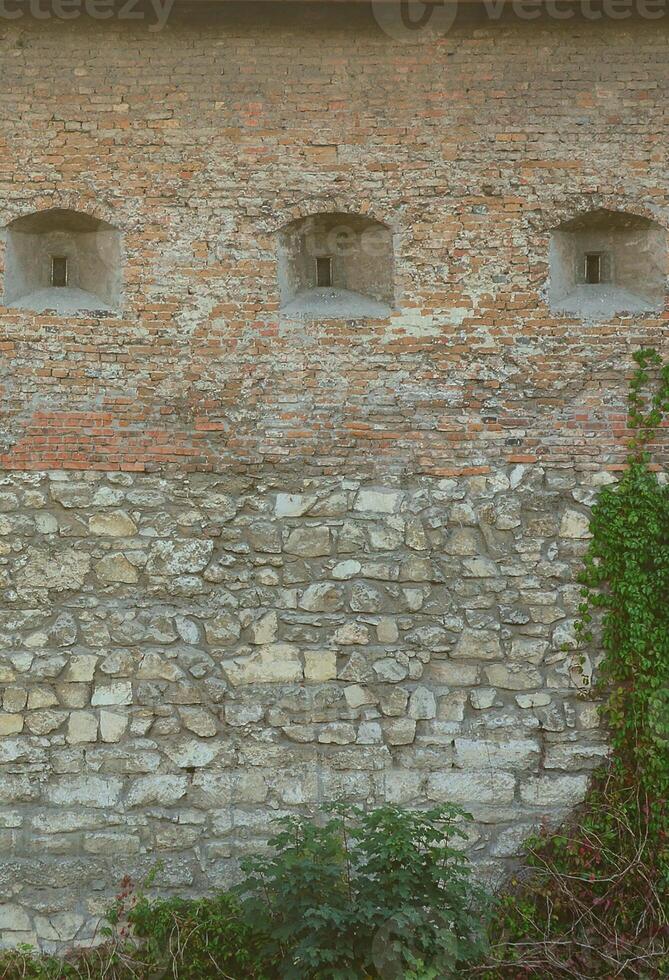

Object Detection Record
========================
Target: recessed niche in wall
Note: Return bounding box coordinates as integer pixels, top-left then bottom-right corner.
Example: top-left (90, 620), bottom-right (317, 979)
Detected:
top-left (4, 209), bottom-right (121, 314)
top-left (278, 212), bottom-right (394, 318)
top-left (548, 209), bottom-right (666, 318)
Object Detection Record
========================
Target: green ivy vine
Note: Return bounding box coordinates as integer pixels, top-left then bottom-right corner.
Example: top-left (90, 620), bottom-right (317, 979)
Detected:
top-left (480, 348), bottom-right (669, 979)
top-left (577, 347), bottom-right (669, 822)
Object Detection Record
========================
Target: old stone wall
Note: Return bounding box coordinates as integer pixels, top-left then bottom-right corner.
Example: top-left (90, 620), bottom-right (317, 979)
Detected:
top-left (1, 466), bottom-right (605, 946)
top-left (0, 0), bottom-right (668, 950)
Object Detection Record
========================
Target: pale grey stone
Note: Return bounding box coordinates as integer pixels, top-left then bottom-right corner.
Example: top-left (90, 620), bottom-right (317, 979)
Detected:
top-left (454, 738), bottom-right (540, 771)
top-left (285, 526), bottom-right (331, 557)
top-left (18, 547), bottom-right (91, 592)
top-left (520, 774), bottom-right (590, 806)
top-left (318, 722), bottom-right (356, 744)
top-left (99, 710), bottom-right (128, 743)
top-left (452, 628), bottom-right (502, 661)
top-left (91, 681), bottom-right (132, 706)
top-left (224, 643), bottom-right (302, 685)
top-left (299, 582), bottom-right (344, 612)
top-left (373, 658), bottom-right (409, 682)
top-left (96, 554), bottom-right (139, 584)
top-left (383, 718), bottom-right (416, 745)
top-left (67, 711), bottom-right (98, 745)
top-left (275, 493), bottom-right (316, 517)
top-left (331, 559), bottom-right (361, 580)
top-left (0, 714), bottom-right (23, 735)
top-left (470, 687), bottom-right (497, 709)
top-left (559, 509), bottom-right (591, 539)
top-left (127, 775), bottom-right (188, 807)
top-left (303, 648), bottom-right (337, 681)
top-left (46, 776), bottom-right (123, 808)
top-left (408, 686), bottom-right (437, 720)
top-left (0, 905), bottom-right (31, 932)
top-left (225, 703), bottom-right (264, 726)
top-left (484, 664), bottom-right (543, 690)
top-left (179, 707), bottom-right (217, 737)
top-left (544, 742), bottom-right (609, 771)
top-left (248, 610), bottom-right (278, 645)
top-left (354, 489), bottom-right (403, 513)
top-left (89, 511), bottom-right (137, 536)
top-left (428, 771), bottom-right (516, 804)
top-left (516, 692), bottom-right (552, 708)
top-left (147, 539), bottom-right (214, 575)
top-left (344, 684), bottom-right (376, 709)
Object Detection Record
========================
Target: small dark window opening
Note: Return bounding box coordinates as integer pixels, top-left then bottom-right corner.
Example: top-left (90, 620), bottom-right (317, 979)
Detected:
top-left (585, 253), bottom-right (602, 285)
top-left (51, 256), bottom-right (68, 288)
top-left (316, 256), bottom-right (333, 288)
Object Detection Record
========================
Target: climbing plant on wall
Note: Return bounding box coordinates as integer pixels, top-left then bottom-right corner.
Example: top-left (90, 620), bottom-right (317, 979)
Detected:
top-left (477, 348), bottom-right (669, 979)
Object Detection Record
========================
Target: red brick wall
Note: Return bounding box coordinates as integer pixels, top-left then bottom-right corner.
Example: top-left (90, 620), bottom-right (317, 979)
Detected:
top-left (0, 4), bottom-right (667, 475)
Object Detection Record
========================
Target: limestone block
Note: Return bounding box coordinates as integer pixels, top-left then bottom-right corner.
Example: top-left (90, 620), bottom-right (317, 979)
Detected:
top-left (303, 649), bottom-right (337, 682)
top-left (17, 547), bottom-right (91, 592)
top-left (408, 686), bottom-right (437, 720)
top-left (127, 775), bottom-right (188, 807)
top-left (376, 616), bottom-right (399, 643)
top-left (331, 559), bottom-right (361, 580)
top-left (0, 714), bottom-right (23, 735)
top-left (284, 526), bottom-right (331, 557)
top-left (224, 703), bottom-right (264, 726)
top-left (349, 582), bottom-right (384, 612)
top-left (318, 722), bottom-right (356, 744)
top-left (509, 637), bottom-right (548, 664)
top-left (84, 832), bottom-right (141, 854)
top-left (247, 522), bottom-right (282, 553)
top-left (559, 509), bottom-right (592, 539)
top-left (299, 582), bottom-right (344, 612)
top-left (224, 643), bottom-right (303, 685)
top-left (164, 738), bottom-right (219, 769)
top-left (147, 539), bottom-right (214, 574)
top-left (2, 686), bottom-right (27, 713)
top-left (344, 684), bottom-right (376, 709)
top-left (470, 688), bottom-right (498, 709)
top-left (454, 738), bottom-right (540, 771)
top-left (204, 613), bottom-right (241, 646)
top-left (520, 774), bottom-right (590, 807)
top-left (462, 557), bottom-right (499, 578)
top-left (67, 711), bottom-right (98, 745)
top-left (88, 511), bottom-right (137, 536)
top-left (100, 710), bottom-right (128, 743)
top-left (515, 692), bottom-right (552, 708)
top-left (428, 771), bottom-right (516, 805)
top-left (34, 913), bottom-right (85, 942)
top-left (248, 610), bottom-right (278, 645)
top-left (385, 770), bottom-right (422, 803)
top-left (96, 554), bottom-right (139, 584)
top-left (354, 489), bottom-right (403, 513)
top-left (91, 681), bottom-right (132, 706)
top-left (333, 622), bottom-right (370, 645)
top-left (544, 742), bottom-right (609, 771)
top-left (275, 493), bottom-right (316, 517)
top-left (25, 709), bottom-right (68, 735)
top-left (179, 707), bottom-right (217, 737)
top-left (46, 776), bottom-right (123, 808)
top-left (0, 905), bottom-right (31, 932)
top-left (373, 658), bottom-right (408, 682)
top-left (445, 528), bottom-right (481, 555)
top-left (452, 628), bottom-right (502, 661)
top-left (484, 664), bottom-right (543, 690)
top-left (61, 655), bottom-right (98, 683)
top-left (383, 718), bottom-right (416, 745)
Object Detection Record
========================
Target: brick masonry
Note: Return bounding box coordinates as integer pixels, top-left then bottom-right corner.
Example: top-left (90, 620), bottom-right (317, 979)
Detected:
top-left (0, 1), bottom-right (667, 949)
